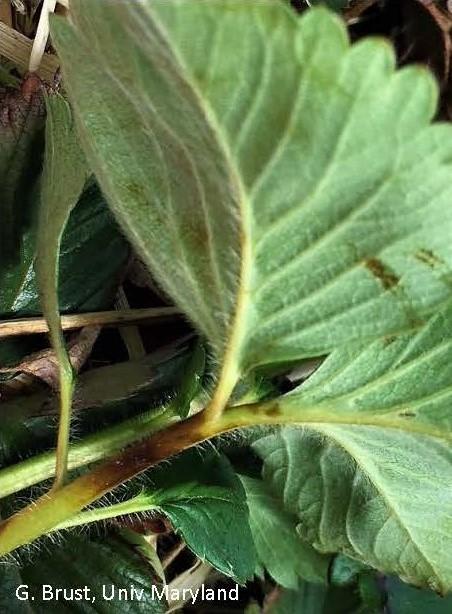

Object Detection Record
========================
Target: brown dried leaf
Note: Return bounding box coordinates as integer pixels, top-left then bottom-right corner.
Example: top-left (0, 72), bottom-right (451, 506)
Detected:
top-left (0, 325), bottom-right (99, 389)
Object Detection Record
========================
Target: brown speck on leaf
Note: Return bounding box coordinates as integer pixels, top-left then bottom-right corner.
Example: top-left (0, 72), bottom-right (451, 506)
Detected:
top-left (383, 335), bottom-right (397, 346)
top-left (415, 248), bottom-right (445, 269)
top-left (399, 410), bottom-right (417, 418)
top-left (364, 257), bottom-right (400, 290)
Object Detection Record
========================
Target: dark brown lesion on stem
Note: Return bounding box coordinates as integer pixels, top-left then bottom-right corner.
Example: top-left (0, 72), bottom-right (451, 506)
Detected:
top-left (0, 409), bottom-right (219, 554)
top-left (263, 403), bottom-right (280, 417)
top-left (80, 410), bottom-right (213, 495)
top-left (0, 403), bottom-right (272, 554)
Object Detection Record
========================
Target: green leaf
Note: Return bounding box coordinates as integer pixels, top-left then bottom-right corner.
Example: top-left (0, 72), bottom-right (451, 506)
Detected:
top-left (0, 180), bottom-right (129, 318)
top-left (36, 93), bottom-right (87, 485)
top-left (0, 534), bottom-right (166, 613)
top-left (150, 451), bottom-right (257, 583)
top-left (386, 576), bottom-right (452, 613)
top-left (0, 76), bottom-right (44, 264)
top-left (265, 583), bottom-right (361, 614)
top-left (53, 2), bottom-right (452, 413)
top-left (240, 475), bottom-right (330, 587)
top-left (254, 423), bottom-right (452, 593)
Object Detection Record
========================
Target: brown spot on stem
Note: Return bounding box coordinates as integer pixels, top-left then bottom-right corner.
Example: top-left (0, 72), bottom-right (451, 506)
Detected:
top-left (264, 404), bottom-right (281, 418)
top-left (398, 410), bottom-right (416, 418)
top-left (364, 258), bottom-right (400, 290)
top-left (88, 411), bottom-right (212, 491)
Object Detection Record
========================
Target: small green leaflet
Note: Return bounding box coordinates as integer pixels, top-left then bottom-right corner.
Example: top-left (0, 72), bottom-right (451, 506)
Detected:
top-left (37, 93), bottom-right (87, 377)
top-left (241, 475), bottom-right (329, 587)
top-left (52, 1), bottom-right (452, 412)
top-left (36, 93), bottom-right (87, 485)
top-left (147, 451), bottom-right (257, 583)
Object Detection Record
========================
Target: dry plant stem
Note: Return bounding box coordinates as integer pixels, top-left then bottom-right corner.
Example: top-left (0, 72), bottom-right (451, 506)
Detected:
top-left (115, 287), bottom-right (146, 360)
top-left (0, 0), bottom-right (12, 26)
top-left (29, 0), bottom-right (57, 73)
top-left (0, 307), bottom-right (179, 338)
top-left (162, 541), bottom-right (186, 570)
top-left (0, 22), bottom-right (59, 80)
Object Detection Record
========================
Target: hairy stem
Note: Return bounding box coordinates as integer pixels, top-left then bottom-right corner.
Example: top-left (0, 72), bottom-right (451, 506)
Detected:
top-left (0, 411), bottom-right (212, 556)
top-left (53, 365), bottom-right (74, 488)
top-left (0, 407), bottom-right (176, 499)
top-left (0, 400), bottom-right (446, 556)
top-left (54, 495), bottom-right (159, 532)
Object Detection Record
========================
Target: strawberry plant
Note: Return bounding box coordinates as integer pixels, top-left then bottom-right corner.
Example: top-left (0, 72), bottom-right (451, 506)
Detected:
top-left (1, 0), bottom-right (452, 611)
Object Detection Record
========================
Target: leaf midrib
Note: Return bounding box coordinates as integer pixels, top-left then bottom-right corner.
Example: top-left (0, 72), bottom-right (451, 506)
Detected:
top-left (147, 4), bottom-right (255, 405)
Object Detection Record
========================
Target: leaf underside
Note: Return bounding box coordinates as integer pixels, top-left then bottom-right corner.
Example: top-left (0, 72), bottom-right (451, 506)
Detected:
top-left (52, 0), bottom-right (452, 387)
top-left (254, 305), bottom-right (452, 593)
